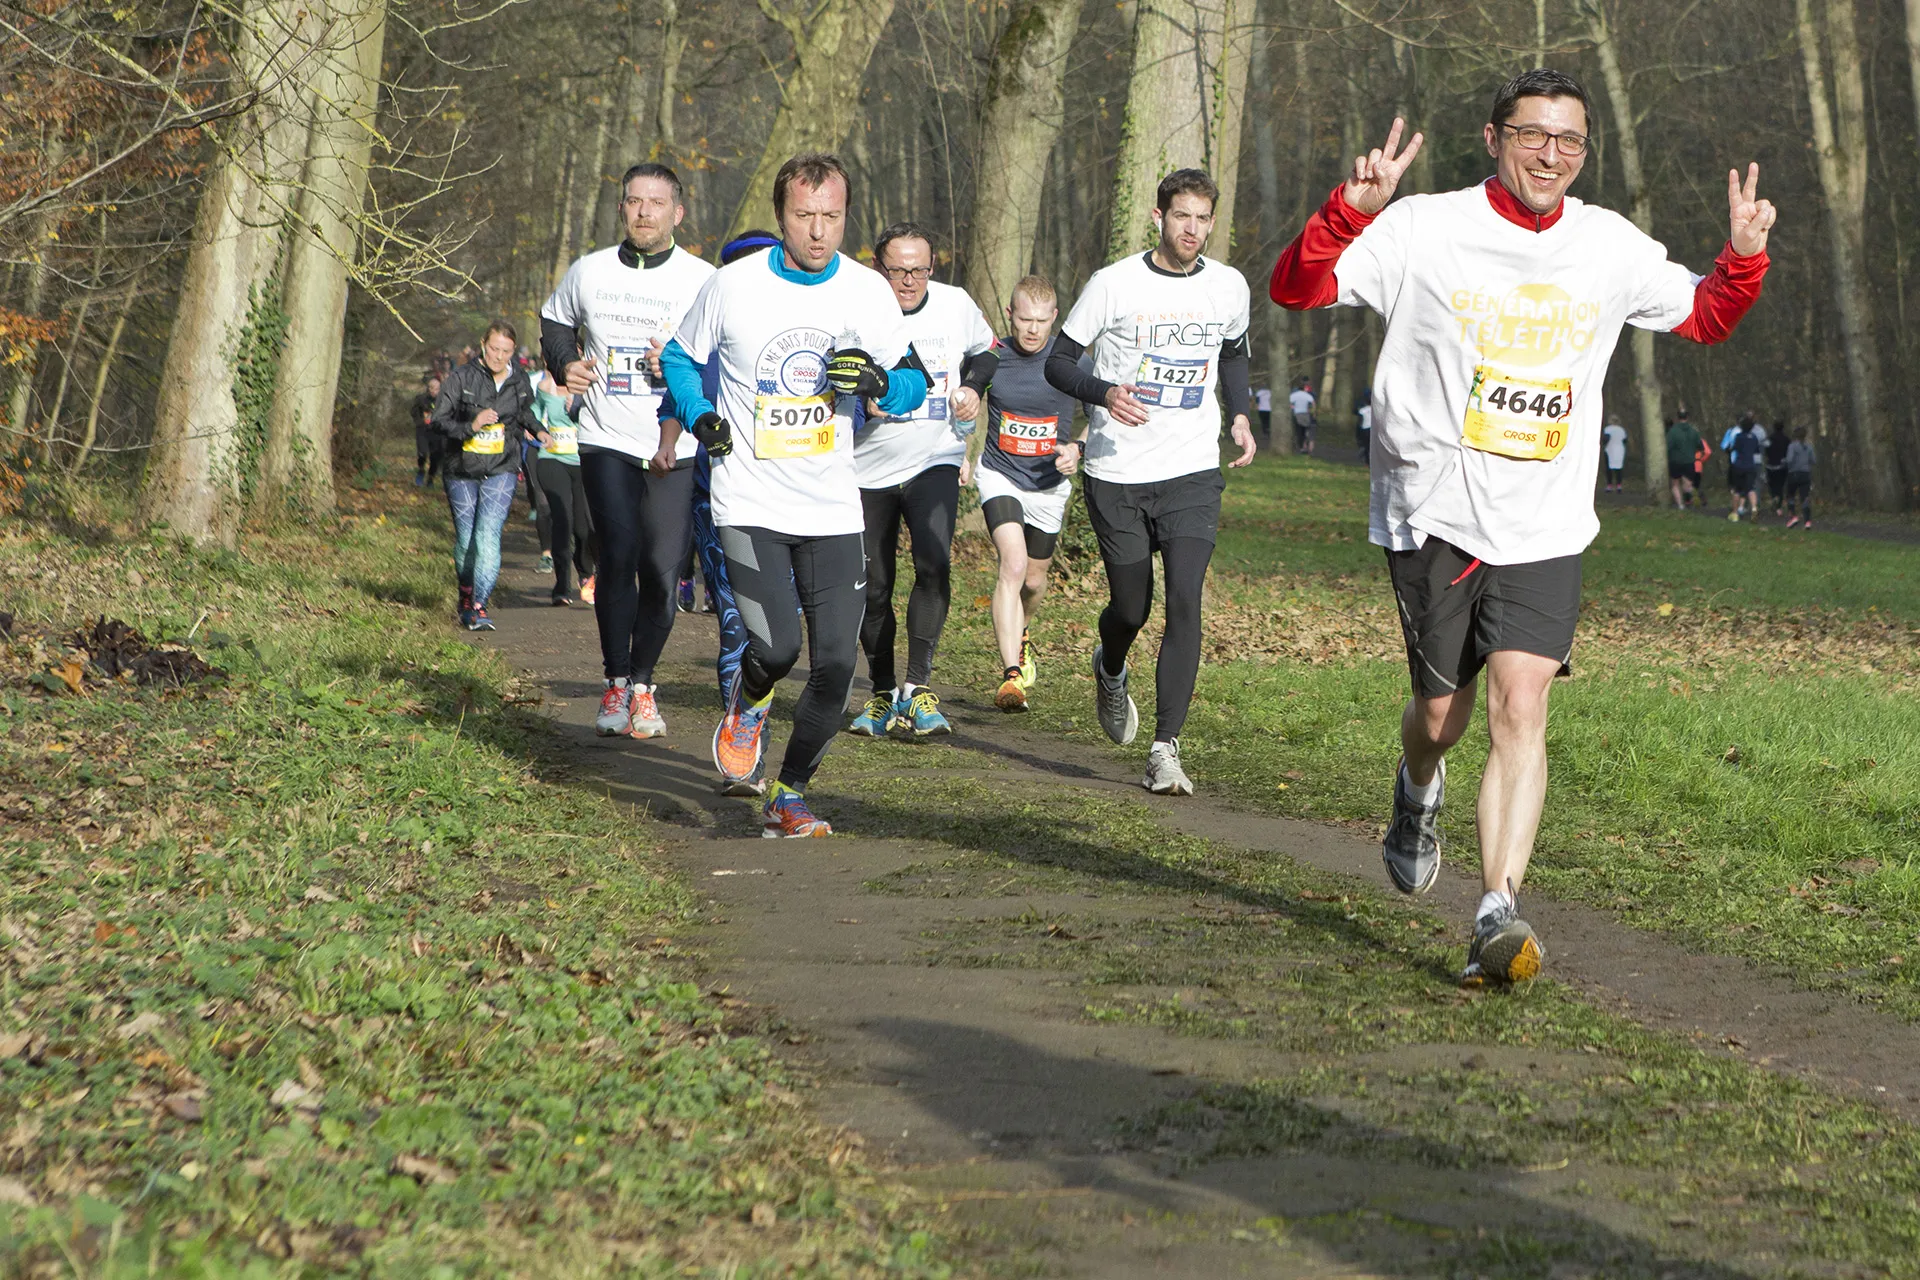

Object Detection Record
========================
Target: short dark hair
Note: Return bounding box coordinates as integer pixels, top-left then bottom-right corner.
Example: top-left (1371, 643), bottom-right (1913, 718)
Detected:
top-left (484, 320), bottom-right (517, 346)
top-left (1489, 68), bottom-right (1592, 131)
top-left (1156, 168), bottom-right (1219, 214)
top-left (621, 162), bottom-right (684, 204)
top-left (721, 229), bottom-right (780, 265)
top-left (772, 153), bottom-right (851, 218)
top-left (873, 221), bottom-right (936, 266)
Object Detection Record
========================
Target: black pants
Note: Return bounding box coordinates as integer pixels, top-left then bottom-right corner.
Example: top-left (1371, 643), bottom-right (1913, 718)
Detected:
top-left (536, 457), bottom-right (595, 598)
top-left (718, 525), bottom-right (866, 791)
top-left (1784, 472), bottom-right (1812, 519)
top-left (1766, 466), bottom-right (1789, 505)
top-left (580, 449), bottom-right (694, 684)
top-left (414, 429), bottom-right (443, 480)
top-left (523, 447), bottom-right (551, 545)
top-left (859, 464), bottom-right (959, 691)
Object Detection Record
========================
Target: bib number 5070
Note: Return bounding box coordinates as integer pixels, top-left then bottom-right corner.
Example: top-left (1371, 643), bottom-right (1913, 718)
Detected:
top-left (753, 395), bottom-right (836, 459)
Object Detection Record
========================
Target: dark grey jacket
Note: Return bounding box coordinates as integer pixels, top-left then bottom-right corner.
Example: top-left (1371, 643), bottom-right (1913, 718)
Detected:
top-left (432, 360), bottom-right (536, 480)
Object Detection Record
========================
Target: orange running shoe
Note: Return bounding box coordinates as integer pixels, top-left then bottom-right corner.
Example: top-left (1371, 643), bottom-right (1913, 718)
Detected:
top-left (761, 784), bottom-right (831, 838)
top-left (629, 683), bottom-right (666, 738)
top-left (995, 666), bottom-right (1028, 712)
top-left (712, 687), bottom-right (771, 783)
top-left (579, 575), bottom-right (596, 604)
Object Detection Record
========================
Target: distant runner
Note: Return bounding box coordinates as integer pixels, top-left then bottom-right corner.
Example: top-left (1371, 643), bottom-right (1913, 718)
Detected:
top-left (431, 322), bottom-right (537, 632)
top-left (412, 373), bottom-right (443, 488)
top-left (1763, 421), bottom-right (1791, 516)
top-left (1601, 415), bottom-right (1627, 492)
top-left (1288, 377), bottom-right (1316, 453)
top-left (1271, 68), bottom-right (1773, 985)
top-left (1784, 427), bottom-right (1815, 529)
top-left (1666, 412), bottom-right (1703, 509)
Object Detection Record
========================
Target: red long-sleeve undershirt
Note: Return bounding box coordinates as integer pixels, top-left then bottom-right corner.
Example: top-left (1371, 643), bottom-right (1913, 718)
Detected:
top-left (1266, 180), bottom-right (1769, 345)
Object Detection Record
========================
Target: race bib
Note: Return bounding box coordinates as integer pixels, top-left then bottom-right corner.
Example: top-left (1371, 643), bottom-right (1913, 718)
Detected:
top-left (1134, 354), bottom-right (1209, 409)
top-left (604, 345), bottom-right (660, 397)
top-left (1462, 365), bottom-right (1573, 461)
top-left (464, 424), bottom-right (505, 455)
top-left (996, 410), bottom-right (1058, 458)
top-left (753, 394), bottom-right (836, 459)
top-left (544, 423), bottom-right (577, 456)
top-left (914, 396), bottom-right (949, 422)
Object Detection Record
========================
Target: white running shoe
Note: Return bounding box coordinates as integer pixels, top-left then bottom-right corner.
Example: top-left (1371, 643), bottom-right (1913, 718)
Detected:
top-left (1143, 738), bottom-right (1193, 796)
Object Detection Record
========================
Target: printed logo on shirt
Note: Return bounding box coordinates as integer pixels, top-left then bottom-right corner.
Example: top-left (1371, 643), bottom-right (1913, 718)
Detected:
top-left (756, 327), bottom-right (835, 396)
top-left (1450, 283), bottom-right (1601, 367)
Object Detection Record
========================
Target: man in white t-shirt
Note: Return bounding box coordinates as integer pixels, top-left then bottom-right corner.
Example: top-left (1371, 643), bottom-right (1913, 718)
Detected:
top-left (1272, 68), bottom-right (1774, 985)
top-left (541, 162), bottom-right (714, 743)
top-left (1255, 385), bottom-right (1273, 439)
top-left (1287, 378), bottom-right (1316, 453)
top-left (1601, 415), bottom-right (1628, 491)
top-left (660, 152), bottom-right (927, 839)
top-left (1045, 167), bottom-right (1257, 797)
top-left (847, 222), bottom-right (997, 739)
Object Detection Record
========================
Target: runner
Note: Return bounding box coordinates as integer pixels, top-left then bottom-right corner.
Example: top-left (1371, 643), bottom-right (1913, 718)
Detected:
top-left (958, 273), bottom-right (1086, 713)
top-left (1270, 67), bottom-right (1773, 985)
top-left (1255, 384), bottom-right (1273, 441)
top-left (540, 161), bottom-right (714, 741)
top-left (1725, 412), bottom-right (1762, 521)
top-left (1764, 420), bottom-right (1791, 515)
top-left (847, 222), bottom-right (997, 738)
top-left (1666, 412), bottom-right (1702, 509)
top-left (1784, 426), bottom-right (1815, 528)
top-left (530, 372), bottom-right (596, 606)
top-left (1601, 414), bottom-right (1627, 492)
top-left (411, 373), bottom-right (442, 487)
top-left (1044, 167), bottom-right (1257, 797)
top-left (431, 322), bottom-right (537, 632)
top-left (1288, 377), bottom-right (1316, 453)
top-left (660, 152), bottom-right (928, 838)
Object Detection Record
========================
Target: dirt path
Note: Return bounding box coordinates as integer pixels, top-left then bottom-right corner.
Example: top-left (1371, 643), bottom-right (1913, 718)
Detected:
top-left (469, 531), bottom-right (1920, 1277)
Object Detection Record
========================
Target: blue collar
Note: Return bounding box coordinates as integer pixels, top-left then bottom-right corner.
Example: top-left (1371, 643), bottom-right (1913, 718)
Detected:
top-left (769, 245), bottom-right (838, 284)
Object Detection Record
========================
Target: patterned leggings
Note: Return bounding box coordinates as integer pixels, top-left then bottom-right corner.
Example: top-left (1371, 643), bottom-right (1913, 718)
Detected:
top-left (445, 472), bottom-right (517, 607)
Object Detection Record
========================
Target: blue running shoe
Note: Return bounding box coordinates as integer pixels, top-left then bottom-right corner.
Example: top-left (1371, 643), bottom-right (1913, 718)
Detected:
top-left (677, 578), bottom-right (696, 613)
top-left (761, 783), bottom-right (831, 838)
top-left (902, 687), bottom-right (951, 736)
top-left (847, 691), bottom-right (895, 737)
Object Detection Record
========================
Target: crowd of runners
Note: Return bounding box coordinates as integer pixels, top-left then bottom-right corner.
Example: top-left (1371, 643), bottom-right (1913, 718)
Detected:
top-left (415, 67), bottom-right (1775, 988)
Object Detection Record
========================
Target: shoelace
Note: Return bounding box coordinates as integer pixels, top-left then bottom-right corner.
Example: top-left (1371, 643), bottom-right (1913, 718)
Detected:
top-left (726, 702), bottom-right (767, 748)
top-left (911, 691), bottom-right (940, 715)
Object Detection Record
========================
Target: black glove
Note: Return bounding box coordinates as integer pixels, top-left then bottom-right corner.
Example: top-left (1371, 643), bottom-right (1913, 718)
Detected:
top-left (826, 347), bottom-right (890, 398)
top-left (691, 411), bottom-right (733, 458)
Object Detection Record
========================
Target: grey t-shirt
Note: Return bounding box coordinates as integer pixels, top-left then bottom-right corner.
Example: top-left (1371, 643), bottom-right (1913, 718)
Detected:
top-left (982, 336), bottom-right (1082, 491)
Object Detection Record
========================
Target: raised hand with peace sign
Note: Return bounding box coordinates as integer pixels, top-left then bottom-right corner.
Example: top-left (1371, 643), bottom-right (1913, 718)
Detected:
top-left (1727, 163), bottom-right (1777, 258)
top-left (1342, 117), bottom-right (1426, 217)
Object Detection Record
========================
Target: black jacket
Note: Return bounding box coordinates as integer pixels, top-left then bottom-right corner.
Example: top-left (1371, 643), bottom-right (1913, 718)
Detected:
top-left (431, 361), bottom-right (536, 480)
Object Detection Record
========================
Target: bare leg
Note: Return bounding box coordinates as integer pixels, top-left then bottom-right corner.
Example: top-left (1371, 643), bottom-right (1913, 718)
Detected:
top-left (1021, 554), bottom-right (1052, 623)
top-left (1476, 650), bottom-right (1561, 895)
top-left (1401, 680), bottom-right (1477, 788)
top-left (990, 522), bottom-right (1030, 670)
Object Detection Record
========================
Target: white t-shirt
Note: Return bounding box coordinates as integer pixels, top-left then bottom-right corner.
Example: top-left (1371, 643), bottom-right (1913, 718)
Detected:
top-left (1061, 252), bottom-right (1251, 484)
top-left (1335, 185), bottom-right (1700, 564)
top-left (1288, 388), bottom-right (1315, 420)
top-left (540, 244), bottom-right (715, 462)
top-left (1602, 422), bottom-right (1628, 469)
top-left (673, 250), bottom-right (910, 537)
top-left (1357, 403), bottom-right (1373, 432)
top-left (1255, 387), bottom-right (1273, 413)
top-left (855, 280), bottom-right (996, 488)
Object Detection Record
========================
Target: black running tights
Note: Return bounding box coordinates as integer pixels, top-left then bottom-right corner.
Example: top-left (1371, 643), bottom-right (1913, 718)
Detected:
top-left (1098, 538), bottom-right (1215, 742)
top-left (859, 464), bottom-right (958, 691)
top-left (580, 450), bottom-right (694, 684)
top-left (717, 525), bottom-right (866, 791)
top-left (535, 456), bottom-right (595, 597)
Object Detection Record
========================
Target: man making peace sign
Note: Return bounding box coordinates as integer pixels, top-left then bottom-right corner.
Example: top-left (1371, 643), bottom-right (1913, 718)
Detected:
top-left (1272, 68), bottom-right (1775, 987)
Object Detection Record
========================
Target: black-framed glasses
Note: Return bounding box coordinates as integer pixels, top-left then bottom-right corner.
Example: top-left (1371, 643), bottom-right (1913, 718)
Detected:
top-left (1498, 123), bottom-right (1589, 156)
top-left (882, 265), bottom-right (933, 282)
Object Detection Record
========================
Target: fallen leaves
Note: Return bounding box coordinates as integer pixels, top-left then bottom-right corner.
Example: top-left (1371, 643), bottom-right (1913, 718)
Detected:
top-left (269, 1079), bottom-right (322, 1114)
top-left (392, 1153), bottom-right (457, 1185)
top-left (115, 1009), bottom-right (165, 1040)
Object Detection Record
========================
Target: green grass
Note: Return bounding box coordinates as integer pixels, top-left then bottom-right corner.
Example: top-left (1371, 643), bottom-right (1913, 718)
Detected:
top-left (0, 492), bottom-right (951, 1276)
top-left (933, 454), bottom-right (1920, 1017)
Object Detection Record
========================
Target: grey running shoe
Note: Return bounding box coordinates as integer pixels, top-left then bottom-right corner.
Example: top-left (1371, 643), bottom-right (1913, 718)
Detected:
top-left (1382, 756), bottom-right (1444, 895)
top-left (1461, 896), bottom-right (1545, 987)
top-left (1092, 645), bottom-right (1139, 746)
top-left (596, 681), bottom-right (634, 737)
top-left (1143, 738), bottom-right (1194, 796)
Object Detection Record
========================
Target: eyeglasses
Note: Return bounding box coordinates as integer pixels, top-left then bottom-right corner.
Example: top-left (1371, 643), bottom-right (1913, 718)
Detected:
top-left (882, 265), bottom-right (933, 282)
top-left (1498, 123), bottom-right (1589, 156)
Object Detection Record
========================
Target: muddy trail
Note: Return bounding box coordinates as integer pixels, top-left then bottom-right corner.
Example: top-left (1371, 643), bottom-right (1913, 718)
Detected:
top-left (467, 528), bottom-right (1920, 1278)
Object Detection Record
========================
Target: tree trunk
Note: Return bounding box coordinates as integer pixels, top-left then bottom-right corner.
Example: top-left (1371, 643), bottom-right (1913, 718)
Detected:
top-left (1904, 0), bottom-right (1920, 152)
top-left (6, 136), bottom-right (63, 452)
top-left (654, 0), bottom-right (686, 154)
top-left (69, 286), bottom-right (136, 477)
top-left (1796, 0), bottom-right (1903, 508)
top-left (258, 0), bottom-right (389, 517)
top-left (1107, 0), bottom-right (1254, 262)
top-left (577, 91), bottom-right (613, 255)
top-left (1249, 31), bottom-right (1289, 449)
top-left (727, 0), bottom-right (898, 238)
top-left (961, 0), bottom-right (1086, 325)
top-left (1582, 0), bottom-right (1667, 502)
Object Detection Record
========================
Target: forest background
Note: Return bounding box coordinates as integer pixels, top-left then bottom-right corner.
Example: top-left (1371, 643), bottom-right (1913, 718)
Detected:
top-left (5, 0), bottom-right (1920, 537)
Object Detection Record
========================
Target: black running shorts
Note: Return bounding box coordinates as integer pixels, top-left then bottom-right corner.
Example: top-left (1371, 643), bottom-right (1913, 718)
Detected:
top-left (1082, 468), bottom-right (1225, 566)
top-left (1667, 459), bottom-right (1694, 481)
top-left (1386, 539), bottom-right (1581, 699)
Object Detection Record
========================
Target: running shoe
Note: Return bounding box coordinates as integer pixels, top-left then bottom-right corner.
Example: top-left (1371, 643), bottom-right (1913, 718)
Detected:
top-left (596, 681), bottom-right (633, 736)
top-left (1143, 738), bottom-right (1194, 796)
top-left (996, 666), bottom-right (1029, 712)
top-left (413, 472), bottom-right (427, 488)
top-left (457, 607), bottom-right (474, 630)
top-left (579, 575), bottom-right (596, 604)
top-left (457, 586), bottom-right (474, 622)
top-left (467, 605), bottom-right (495, 632)
top-left (903, 687), bottom-right (951, 736)
top-left (1802, 521), bottom-right (1814, 531)
top-left (629, 683), bottom-right (666, 739)
top-left (721, 754), bottom-right (767, 798)
top-left (713, 688), bottom-right (771, 784)
top-left (761, 784), bottom-right (831, 839)
top-left (1785, 516), bottom-right (1799, 528)
top-left (551, 593), bottom-right (572, 607)
top-left (1727, 510), bottom-right (1740, 523)
top-left (1382, 756), bottom-right (1444, 895)
top-left (677, 578), bottom-right (696, 613)
top-left (1091, 645), bottom-right (1139, 746)
top-left (538, 551), bottom-right (554, 574)
top-left (1019, 629), bottom-right (1037, 689)
top-left (847, 691), bottom-right (896, 736)
top-left (1461, 894), bottom-right (1545, 987)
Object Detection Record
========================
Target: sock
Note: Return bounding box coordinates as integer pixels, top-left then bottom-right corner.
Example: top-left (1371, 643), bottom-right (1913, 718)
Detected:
top-left (770, 780), bottom-right (801, 802)
top-left (1401, 762), bottom-right (1441, 808)
top-left (607, 677), bottom-right (628, 690)
top-left (748, 687), bottom-right (774, 711)
top-left (1477, 889), bottom-right (1513, 924)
